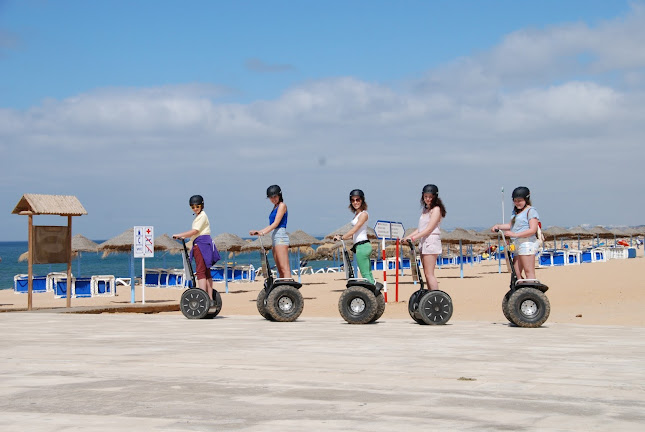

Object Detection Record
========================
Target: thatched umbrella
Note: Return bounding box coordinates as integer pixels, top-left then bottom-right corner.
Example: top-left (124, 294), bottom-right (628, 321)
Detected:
top-left (213, 233), bottom-right (246, 252)
top-left (289, 230), bottom-right (323, 247)
top-left (152, 234), bottom-right (184, 273)
top-left (154, 234), bottom-right (183, 254)
top-left (98, 228), bottom-right (137, 302)
top-left (240, 234), bottom-right (273, 251)
top-left (568, 226), bottom-right (593, 250)
top-left (616, 227), bottom-right (641, 247)
top-left (211, 232), bottom-right (246, 293)
top-left (542, 226), bottom-right (570, 249)
top-left (99, 228), bottom-right (135, 256)
top-left (441, 228), bottom-right (482, 278)
top-left (71, 234), bottom-right (99, 276)
top-left (587, 225), bottom-right (613, 247)
top-left (288, 230), bottom-right (323, 282)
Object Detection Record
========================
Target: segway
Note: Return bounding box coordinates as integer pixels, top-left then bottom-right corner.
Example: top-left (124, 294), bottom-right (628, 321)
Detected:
top-left (255, 236), bottom-right (304, 322)
top-left (337, 239), bottom-right (385, 324)
top-left (406, 239), bottom-right (453, 325)
top-left (179, 239), bottom-right (222, 319)
top-left (496, 229), bottom-right (550, 327)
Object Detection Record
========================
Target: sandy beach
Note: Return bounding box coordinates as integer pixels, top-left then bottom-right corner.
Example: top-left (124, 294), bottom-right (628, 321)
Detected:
top-left (2, 255), bottom-right (644, 326)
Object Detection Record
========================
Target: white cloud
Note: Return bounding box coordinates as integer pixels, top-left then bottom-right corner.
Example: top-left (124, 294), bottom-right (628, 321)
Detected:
top-left (2, 5), bottom-right (645, 240)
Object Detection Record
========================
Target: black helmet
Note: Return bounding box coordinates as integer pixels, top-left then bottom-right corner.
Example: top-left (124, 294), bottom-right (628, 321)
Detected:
top-left (349, 189), bottom-right (365, 199)
top-left (189, 195), bottom-right (204, 206)
top-left (422, 184), bottom-right (438, 195)
top-left (512, 186), bottom-right (530, 200)
top-left (266, 185), bottom-right (282, 198)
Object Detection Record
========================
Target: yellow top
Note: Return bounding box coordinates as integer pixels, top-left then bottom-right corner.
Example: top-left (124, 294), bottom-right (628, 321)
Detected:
top-left (191, 211), bottom-right (211, 239)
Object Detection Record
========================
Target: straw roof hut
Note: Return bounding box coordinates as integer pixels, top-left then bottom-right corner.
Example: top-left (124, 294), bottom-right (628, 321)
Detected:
top-left (212, 233), bottom-right (246, 252)
top-left (12, 193), bottom-right (87, 216)
top-left (154, 234), bottom-right (183, 254)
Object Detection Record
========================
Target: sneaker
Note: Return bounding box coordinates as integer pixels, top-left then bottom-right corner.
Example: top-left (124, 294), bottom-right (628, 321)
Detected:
top-left (209, 299), bottom-right (215, 308)
top-left (375, 282), bottom-right (384, 291)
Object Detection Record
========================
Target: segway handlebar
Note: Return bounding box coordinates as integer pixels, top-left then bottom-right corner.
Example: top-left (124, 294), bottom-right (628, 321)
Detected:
top-left (494, 228), bottom-right (507, 243)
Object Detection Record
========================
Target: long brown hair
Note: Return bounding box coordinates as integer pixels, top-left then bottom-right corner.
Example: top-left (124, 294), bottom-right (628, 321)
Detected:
top-left (420, 194), bottom-right (446, 217)
top-left (348, 197), bottom-right (368, 213)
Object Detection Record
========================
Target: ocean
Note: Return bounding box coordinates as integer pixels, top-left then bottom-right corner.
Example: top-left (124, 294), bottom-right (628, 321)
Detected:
top-left (0, 240), bottom-right (335, 290)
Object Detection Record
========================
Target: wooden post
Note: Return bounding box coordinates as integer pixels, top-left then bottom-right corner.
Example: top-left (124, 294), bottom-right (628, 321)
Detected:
top-left (28, 214), bottom-right (33, 311)
top-left (66, 216), bottom-right (72, 308)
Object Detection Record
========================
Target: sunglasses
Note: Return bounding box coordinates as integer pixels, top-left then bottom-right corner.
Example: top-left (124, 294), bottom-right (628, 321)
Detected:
top-left (351, 198), bottom-right (362, 203)
top-left (190, 204), bottom-right (202, 209)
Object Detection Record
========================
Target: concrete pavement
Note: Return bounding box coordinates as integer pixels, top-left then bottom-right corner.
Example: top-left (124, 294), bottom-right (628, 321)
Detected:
top-left (0, 312), bottom-right (644, 431)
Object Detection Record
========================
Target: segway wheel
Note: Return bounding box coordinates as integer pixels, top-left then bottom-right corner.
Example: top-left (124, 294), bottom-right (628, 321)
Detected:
top-left (338, 286), bottom-right (377, 324)
top-left (180, 288), bottom-right (210, 319)
top-left (256, 288), bottom-right (275, 321)
top-left (418, 290), bottom-right (453, 325)
top-left (408, 289), bottom-right (427, 325)
top-left (209, 290), bottom-right (223, 317)
top-left (369, 292), bottom-right (386, 323)
top-left (266, 285), bottom-right (304, 322)
top-left (501, 290), bottom-right (515, 325)
top-left (507, 287), bottom-right (550, 328)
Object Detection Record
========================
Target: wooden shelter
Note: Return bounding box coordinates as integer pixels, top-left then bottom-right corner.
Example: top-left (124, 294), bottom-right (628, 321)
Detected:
top-left (12, 194), bottom-right (87, 310)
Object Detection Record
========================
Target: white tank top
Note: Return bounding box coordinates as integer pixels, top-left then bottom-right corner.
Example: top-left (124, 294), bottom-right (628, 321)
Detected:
top-left (418, 208), bottom-right (441, 244)
top-left (352, 211), bottom-right (368, 243)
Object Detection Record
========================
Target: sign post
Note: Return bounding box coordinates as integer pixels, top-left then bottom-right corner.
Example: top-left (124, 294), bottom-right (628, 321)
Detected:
top-left (134, 226), bottom-right (154, 304)
top-left (373, 220), bottom-right (405, 303)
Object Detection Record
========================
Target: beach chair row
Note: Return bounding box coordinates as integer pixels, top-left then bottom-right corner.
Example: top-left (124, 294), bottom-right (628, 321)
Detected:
top-left (13, 273), bottom-right (116, 298)
top-left (537, 246), bottom-right (637, 267)
top-left (144, 265), bottom-right (256, 288)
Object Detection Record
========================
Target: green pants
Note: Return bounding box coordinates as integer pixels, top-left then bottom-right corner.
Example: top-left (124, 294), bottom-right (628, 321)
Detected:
top-left (354, 242), bottom-right (375, 284)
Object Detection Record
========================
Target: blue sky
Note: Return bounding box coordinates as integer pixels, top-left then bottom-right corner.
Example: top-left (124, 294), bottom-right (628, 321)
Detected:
top-left (1, 0), bottom-right (644, 241)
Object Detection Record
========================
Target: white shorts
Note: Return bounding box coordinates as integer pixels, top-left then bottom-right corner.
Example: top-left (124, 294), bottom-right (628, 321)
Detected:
top-left (514, 240), bottom-right (538, 256)
top-left (420, 235), bottom-right (442, 255)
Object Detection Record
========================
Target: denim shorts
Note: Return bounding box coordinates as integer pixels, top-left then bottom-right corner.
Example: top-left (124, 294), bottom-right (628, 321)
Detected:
top-left (272, 227), bottom-right (290, 246)
top-left (514, 239), bottom-right (538, 256)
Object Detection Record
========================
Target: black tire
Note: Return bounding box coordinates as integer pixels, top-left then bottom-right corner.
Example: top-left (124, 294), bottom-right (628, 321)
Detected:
top-left (266, 285), bottom-right (304, 322)
top-left (408, 289), bottom-right (427, 325)
top-left (338, 286), bottom-right (377, 324)
top-left (507, 287), bottom-right (550, 328)
top-left (180, 288), bottom-right (210, 319)
top-left (256, 288), bottom-right (275, 321)
top-left (209, 291), bottom-right (223, 317)
top-left (418, 290), bottom-right (453, 325)
top-left (501, 290), bottom-right (515, 325)
top-left (369, 292), bottom-right (386, 323)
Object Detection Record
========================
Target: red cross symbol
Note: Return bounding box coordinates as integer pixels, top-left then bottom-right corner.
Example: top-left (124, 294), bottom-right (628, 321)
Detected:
top-left (146, 228), bottom-right (151, 234)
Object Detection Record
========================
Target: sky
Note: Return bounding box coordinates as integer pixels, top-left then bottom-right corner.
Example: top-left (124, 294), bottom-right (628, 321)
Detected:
top-left (1, 0), bottom-right (644, 241)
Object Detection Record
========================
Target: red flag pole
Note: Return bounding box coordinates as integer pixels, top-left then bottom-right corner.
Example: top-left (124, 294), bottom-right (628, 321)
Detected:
top-left (395, 238), bottom-right (400, 302)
